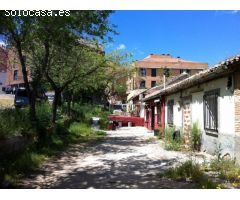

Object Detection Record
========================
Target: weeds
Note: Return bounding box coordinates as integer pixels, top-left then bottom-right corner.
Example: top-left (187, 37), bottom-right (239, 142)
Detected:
top-left (164, 126), bottom-right (183, 151)
top-left (159, 160), bottom-right (222, 189)
top-left (189, 122), bottom-right (201, 151)
top-left (210, 157), bottom-right (240, 183)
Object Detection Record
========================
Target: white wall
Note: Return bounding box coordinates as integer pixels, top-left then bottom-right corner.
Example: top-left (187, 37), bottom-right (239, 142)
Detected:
top-left (165, 76), bottom-right (236, 157)
top-left (165, 93), bottom-right (182, 130)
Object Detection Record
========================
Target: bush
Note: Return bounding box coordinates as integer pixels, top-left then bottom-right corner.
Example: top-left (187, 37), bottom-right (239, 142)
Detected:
top-left (0, 108), bottom-right (31, 139)
top-left (164, 126), bottom-right (183, 151)
top-left (189, 122), bottom-right (201, 151)
top-left (0, 103), bottom-right (52, 140)
top-left (72, 104), bottom-right (110, 130)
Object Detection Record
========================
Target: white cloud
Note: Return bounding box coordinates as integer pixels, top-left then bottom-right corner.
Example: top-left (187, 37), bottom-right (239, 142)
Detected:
top-left (0, 40), bottom-right (6, 47)
top-left (117, 44), bottom-right (126, 50)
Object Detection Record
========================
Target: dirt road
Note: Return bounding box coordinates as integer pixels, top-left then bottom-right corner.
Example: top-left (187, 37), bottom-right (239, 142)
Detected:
top-left (21, 127), bottom-right (210, 189)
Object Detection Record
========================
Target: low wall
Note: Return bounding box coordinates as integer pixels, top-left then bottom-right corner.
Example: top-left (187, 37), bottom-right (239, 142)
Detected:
top-left (108, 115), bottom-right (144, 126)
top-left (201, 132), bottom-right (236, 159)
top-left (0, 136), bottom-right (33, 158)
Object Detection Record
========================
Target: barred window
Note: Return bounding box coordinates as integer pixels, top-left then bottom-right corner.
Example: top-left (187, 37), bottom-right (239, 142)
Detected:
top-left (167, 100), bottom-right (174, 125)
top-left (203, 89), bottom-right (219, 132)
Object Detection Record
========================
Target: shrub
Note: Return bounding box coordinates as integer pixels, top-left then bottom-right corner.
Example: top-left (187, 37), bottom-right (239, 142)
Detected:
top-left (72, 104), bottom-right (110, 130)
top-left (189, 122), bottom-right (201, 151)
top-left (164, 126), bottom-right (183, 151)
top-left (0, 108), bottom-right (31, 139)
top-left (12, 152), bottom-right (48, 173)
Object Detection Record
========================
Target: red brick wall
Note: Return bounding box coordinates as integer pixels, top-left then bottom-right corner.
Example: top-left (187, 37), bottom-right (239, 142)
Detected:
top-left (0, 46), bottom-right (7, 72)
top-left (5, 48), bottom-right (31, 87)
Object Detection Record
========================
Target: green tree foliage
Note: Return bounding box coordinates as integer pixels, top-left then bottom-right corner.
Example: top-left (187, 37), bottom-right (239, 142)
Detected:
top-left (0, 11), bottom-right (116, 124)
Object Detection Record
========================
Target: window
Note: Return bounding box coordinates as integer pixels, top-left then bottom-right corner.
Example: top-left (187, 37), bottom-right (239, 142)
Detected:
top-left (167, 100), bottom-right (174, 125)
top-left (139, 80), bottom-right (145, 89)
top-left (203, 89), bottom-right (219, 132)
top-left (151, 68), bottom-right (157, 77)
top-left (180, 69), bottom-right (191, 74)
top-left (139, 68), bottom-right (146, 77)
top-left (13, 70), bottom-right (18, 80)
top-left (151, 81), bottom-right (157, 87)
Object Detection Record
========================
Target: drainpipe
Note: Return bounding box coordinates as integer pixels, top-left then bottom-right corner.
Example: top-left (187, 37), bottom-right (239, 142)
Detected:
top-left (163, 75), bottom-right (166, 89)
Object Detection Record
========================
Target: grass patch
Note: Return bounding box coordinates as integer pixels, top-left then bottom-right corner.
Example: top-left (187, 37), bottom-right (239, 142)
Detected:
top-left (159, 160), bottom-right (222, 189)
top-left (68, 122), bottom-right (106, 142)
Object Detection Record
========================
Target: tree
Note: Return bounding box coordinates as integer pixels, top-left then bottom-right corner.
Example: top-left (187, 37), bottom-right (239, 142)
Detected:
top-left (0, 14), bottom-right (38, 121)
top-left (66, 49), bottom-right (133, 110)
top-left (0, 11), bottom-right (116, 124)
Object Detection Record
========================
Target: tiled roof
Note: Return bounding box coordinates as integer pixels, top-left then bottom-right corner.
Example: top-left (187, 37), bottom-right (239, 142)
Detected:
top-left (136, 54), bottom-right (208, 69)
top-left (143, 54), bottom-right (240, 101)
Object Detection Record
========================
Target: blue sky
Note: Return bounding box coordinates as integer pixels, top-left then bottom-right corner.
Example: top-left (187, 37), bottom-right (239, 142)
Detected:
top-left (107, 10), bottom-right (240, 67)
top-left (1, 11), bottom-right (239, 67)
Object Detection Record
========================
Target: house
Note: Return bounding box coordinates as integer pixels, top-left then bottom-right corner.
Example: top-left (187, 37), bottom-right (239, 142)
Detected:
top-left (143, 73), bottom-right (190, 130)
top-left (0, 45), bottom-right (7, 93)
top-left (143, 54), bottom-right (240, 163)
top-left (126, 53), bottom-right (208, 116)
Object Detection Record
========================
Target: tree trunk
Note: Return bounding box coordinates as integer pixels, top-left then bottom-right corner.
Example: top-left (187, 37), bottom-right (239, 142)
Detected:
top-left (67, 96), bottom-right (71, 117)
top-left (52, 89), bottom-right (60, 124)
top-left (15, 41), bottom-right (37, 121)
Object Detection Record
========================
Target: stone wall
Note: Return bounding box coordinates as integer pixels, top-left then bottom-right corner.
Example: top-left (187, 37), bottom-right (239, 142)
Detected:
top-left (234, 70), bottom-right (240, 164)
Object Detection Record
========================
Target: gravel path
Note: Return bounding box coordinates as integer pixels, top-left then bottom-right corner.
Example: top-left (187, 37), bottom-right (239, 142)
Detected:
top-left (20, 127), bottom-right (212, 189)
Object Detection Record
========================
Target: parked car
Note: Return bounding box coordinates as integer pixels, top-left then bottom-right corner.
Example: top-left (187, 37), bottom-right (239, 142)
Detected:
top-left (111, 104), bottom-right (124, 115)
top-left (5, 86), bottom-right (12, 94)
top-left (14, 88), bottom-right (29, 107)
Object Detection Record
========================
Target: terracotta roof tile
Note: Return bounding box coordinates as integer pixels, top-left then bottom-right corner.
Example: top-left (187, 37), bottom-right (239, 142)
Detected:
top-left (136, 54), bottom-right (208, 69)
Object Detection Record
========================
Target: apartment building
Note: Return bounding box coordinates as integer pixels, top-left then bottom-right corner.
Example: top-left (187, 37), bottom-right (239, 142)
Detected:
top-left (127, 54), bottom-right (208, 91)
top-left (5, 48), bottom-right (28, 89)
top-left (0, 45), bottom-right (8, 93)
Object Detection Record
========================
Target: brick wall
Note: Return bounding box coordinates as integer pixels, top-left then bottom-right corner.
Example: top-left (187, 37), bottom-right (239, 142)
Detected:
top-left (134, 68), bottom-right (204, 89)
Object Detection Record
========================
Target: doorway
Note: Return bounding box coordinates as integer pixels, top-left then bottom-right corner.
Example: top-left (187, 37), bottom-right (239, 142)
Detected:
top-left (151, 106), bottom-right (155, 130)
